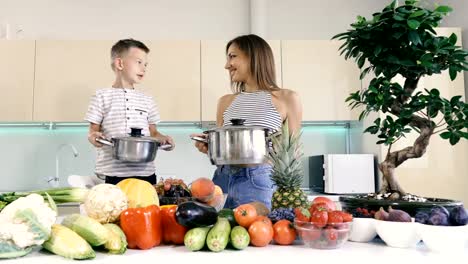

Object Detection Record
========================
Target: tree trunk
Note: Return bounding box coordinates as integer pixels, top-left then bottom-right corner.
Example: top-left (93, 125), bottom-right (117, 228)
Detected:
top-left (377, 76), bottom-right (435, 198)
top-left (378, 126), bottom-right (435, 196)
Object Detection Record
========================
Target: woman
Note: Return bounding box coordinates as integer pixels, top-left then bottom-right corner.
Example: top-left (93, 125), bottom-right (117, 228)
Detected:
top-left (193, 34), bottom-right (302, 209)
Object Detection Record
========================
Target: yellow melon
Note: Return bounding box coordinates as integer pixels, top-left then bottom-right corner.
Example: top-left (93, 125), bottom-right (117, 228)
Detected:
top-left (116, 178), bottom-right (159, 208)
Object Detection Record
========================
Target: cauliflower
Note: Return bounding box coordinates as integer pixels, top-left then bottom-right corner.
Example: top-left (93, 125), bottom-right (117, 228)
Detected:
top-left (0, 194), bottom-right (57, 258)
top-left (83, 184), bottom-right (128, 224)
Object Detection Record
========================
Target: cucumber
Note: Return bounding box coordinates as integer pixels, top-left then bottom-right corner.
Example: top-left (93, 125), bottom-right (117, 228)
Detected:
top-left (206, 217), bottom-right (231, 252)
top-left (184, 227), bottom-right (210, 251)
top-left (218, 208), bottom-right (237, 227)
top-left (230, 226), bottom-right (250, 250)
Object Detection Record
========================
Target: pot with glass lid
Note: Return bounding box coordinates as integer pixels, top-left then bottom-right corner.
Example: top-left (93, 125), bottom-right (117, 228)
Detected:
top-left (191, 119), bottom-right (273, 165)
top-left (96, 127), bottom-right (172, 163)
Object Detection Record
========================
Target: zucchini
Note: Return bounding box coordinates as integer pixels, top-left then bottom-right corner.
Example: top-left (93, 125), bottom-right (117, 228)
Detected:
top-left (206, 217), bottom-right (231, 252)
top-left (184, 227), bottom-right (211, 251)
top-left (230, 226), bottom-right (250, 250)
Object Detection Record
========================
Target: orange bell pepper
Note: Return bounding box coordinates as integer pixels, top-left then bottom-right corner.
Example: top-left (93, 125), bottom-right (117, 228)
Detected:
top-left (161, 205), bottom-right (188, 244)
top-left (120, 205), bottom-right (162, 249)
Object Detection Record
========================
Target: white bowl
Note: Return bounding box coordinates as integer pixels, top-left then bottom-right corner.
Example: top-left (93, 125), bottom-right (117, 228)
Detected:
top-left (375, 220), bottom-right (420, 248)
top-left (349, 218), bottom-right (377, 242)
top-left (418, 224), bottom-right (468, 252)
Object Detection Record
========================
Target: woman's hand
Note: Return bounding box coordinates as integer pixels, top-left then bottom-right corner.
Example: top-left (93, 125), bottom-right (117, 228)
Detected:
top-left (88, 131), bottom-right (104, 148)
top-left (190, 133), bottom-right (208, 154)
top-left (156, 135), bottom-right (175, 151)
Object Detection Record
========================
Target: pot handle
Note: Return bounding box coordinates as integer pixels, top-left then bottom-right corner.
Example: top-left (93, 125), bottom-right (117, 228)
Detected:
top-left (267, 130), bottom-right (282, 139)
top-left (158, 144), bottom-right (173, 150)
top-left (190, 136), bottom-right (208, 143)
top-left (96, 138), bottom-right (114, 147)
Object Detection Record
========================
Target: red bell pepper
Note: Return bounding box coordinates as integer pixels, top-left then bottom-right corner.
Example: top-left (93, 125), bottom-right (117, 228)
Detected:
top-left (120, 204), bottom-right (162, 249)
top-left (161, 205), bottom-right (188, 245)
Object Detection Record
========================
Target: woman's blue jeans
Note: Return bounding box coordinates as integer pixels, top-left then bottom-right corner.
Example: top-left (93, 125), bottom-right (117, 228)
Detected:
top-left (212, 164), bottom-right (275, 210)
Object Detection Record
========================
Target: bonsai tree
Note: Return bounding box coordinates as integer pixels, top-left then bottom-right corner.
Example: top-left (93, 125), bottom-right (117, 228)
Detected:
top-left (333, 0), bottom-right (468, 199)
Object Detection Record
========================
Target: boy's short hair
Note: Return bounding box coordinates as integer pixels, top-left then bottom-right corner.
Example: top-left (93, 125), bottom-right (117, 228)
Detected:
top-left (111, 39), bottom-right (150, 69)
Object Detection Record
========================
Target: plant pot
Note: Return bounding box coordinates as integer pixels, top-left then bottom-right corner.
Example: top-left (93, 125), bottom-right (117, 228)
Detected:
top-left (339, 195), bottom-right (463, 217)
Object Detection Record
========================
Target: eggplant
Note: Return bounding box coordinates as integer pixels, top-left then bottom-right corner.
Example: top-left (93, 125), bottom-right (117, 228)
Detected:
top-left (175, 201), bottom-right (218, 228)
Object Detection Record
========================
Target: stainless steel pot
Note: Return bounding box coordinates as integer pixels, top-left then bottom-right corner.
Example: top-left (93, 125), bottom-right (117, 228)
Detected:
top-left (192, 119), bottom-right (271, 165)
top-left (96, 127), bottom-right (172, 163)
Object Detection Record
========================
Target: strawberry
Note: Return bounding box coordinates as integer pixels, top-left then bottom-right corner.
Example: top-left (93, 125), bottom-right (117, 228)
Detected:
top-left (294, 207), bottom-right (311, 222)
top-left (327, 211), bottom-right (344, 224)
top-left (310, 208), bottom-right (328, 228)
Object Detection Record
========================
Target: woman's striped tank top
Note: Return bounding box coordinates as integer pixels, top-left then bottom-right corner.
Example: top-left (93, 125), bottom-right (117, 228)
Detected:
top-left (223, 90), bottom-right (282, 132)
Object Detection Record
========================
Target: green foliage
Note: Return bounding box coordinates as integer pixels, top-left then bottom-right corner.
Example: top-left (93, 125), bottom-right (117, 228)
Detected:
top-left (335, 0), bottom-right (468, 146)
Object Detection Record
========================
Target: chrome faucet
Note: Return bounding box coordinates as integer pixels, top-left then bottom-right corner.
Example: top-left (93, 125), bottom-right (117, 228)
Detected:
top-left (49, 144), bottom-right (79, 187)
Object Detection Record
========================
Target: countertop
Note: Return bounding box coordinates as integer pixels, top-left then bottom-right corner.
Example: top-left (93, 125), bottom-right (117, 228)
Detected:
top-left (4, 239), bottom-right (467, 264)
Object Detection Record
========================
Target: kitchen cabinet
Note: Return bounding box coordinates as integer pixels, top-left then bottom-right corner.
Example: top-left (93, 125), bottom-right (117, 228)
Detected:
top-left (201, 40), bottom-right (282, 122)
top-left (34, 40), bottom-right (200, 122)
top-left (34, 40), bottom-right (115, 121)
top-left (0, 40), bottom-right (35, 121)
top-left (138, 41), bottom-right (200, 122)
top-left (281, 40), bottom-right (361, 121)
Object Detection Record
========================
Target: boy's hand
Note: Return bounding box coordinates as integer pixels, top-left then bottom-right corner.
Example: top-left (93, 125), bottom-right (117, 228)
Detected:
top-left (190, 133), bottom-right (208, 154)
top-left (88, 131), bottom-right (105, 148)
top-left (157, 135), bottom-right (175, 151)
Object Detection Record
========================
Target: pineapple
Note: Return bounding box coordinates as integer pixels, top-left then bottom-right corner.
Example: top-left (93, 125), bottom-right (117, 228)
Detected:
top-left (268, 119), bottom-right (308, 210)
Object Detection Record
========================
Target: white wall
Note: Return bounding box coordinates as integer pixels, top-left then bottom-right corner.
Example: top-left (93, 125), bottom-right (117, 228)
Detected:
top-left (0, 0), bottom-right (250, 40)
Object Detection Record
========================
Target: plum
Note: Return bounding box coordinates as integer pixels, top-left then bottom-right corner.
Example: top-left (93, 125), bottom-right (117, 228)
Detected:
top-left (430, 205), bottom-right (450, 217)
top-left (415, 212), bottom-right (429, 224)
top-left (449, 206), bottom-right (468, 226)
top-left (427, 211), bottom-right (449, 226)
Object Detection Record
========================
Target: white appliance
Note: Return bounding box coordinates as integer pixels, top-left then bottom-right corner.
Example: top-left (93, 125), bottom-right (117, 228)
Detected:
top-left (309, 154), bottom-right (375, 194)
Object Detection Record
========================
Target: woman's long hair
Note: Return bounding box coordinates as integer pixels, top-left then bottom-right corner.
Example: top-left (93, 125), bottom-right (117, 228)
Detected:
top-left (226, 34), bottom-right (280, 93)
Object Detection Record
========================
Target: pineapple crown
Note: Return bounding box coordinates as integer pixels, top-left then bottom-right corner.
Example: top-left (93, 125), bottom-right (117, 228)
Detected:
top-left (267, 119), bottom-right (304, 189)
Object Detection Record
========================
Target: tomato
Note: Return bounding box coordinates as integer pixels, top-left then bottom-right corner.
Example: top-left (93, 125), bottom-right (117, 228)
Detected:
top-left (272, 220), bottom-right (296, 245)
top-left (312, 197), bottom-right (336, 211)
top-left (248, 219), bottom-right (274, 247)
top-left (255, 215), bottom-right (272, 227)
top-left (234, 204), bottom-right (258, 228)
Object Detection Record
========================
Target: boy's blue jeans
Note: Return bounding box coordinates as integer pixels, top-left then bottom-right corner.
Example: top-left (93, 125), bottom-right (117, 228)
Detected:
top-left (212, 165), bottom-right (275, 210)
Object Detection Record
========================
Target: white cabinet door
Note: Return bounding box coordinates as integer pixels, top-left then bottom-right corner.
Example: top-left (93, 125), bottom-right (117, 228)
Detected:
top-left (34, 40), bottom-right (114, 121)
top-left (201, 40), bottom-right (282, 122)
top-left (138, 41), bottom-right (200, 122)
top-left (281, 40), bottom-right (361, 121)
top-left (0, 40), bottom-right (35, 121)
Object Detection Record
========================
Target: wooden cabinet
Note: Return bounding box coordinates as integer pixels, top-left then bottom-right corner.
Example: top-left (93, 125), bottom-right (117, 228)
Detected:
top-left (34, 40), bottom-right (114, 121)
top-left (0, 40), bottom-right (35, 121)
top-left (201, 40), bottom-right (282, 122)
top-left (281, 40), bottom-right (361, 121)
top-left (34, 40), bottom-right (200, 122)
top-left (138, 41), bottom-right (200, 122)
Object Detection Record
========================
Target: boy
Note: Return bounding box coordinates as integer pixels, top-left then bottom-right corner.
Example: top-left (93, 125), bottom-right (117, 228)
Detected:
top-left (85, 39), bottom-right (174, 185)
